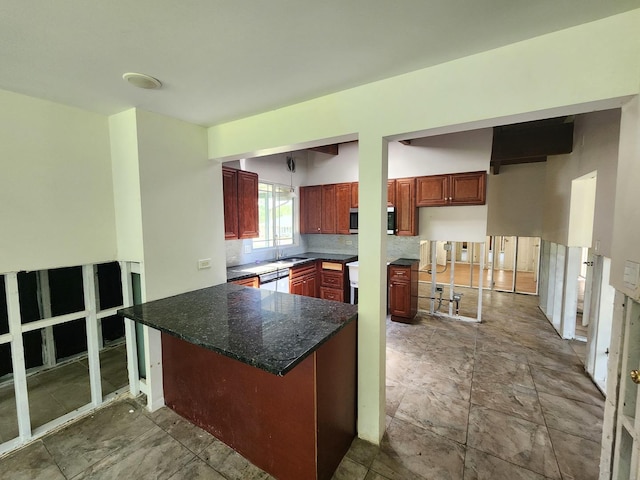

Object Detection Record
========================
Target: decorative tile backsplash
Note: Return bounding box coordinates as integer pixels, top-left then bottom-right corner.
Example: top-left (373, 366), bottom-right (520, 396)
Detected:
top-left (225, 234), bottom-right (420, 267)
top-left (225, 237), bottom-right (308, 267)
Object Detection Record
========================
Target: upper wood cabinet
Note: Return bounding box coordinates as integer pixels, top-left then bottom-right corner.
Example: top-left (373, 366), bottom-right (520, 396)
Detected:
top-left (395, 178), bottom-right (418, 236)
top-left (351, 182), bottom-right (358, 208)
top-left (321, 184), bottom-right (337, 234)
top-left (416, 171), bottom-right (486, 207)
top-left (237, 170), bottom-right (260, 238)
top-left (335, 183), bottom-right (352, 235)
top-left (222, 168), bottom-right (239, 239)
top-left (387, 179), bottom-right (396, 206)
top-left (449, 171), bottom-right (486, 205)
top-left (349, 180), bottom-right (394, 208)
top-left (222, 167), bottom-right (259, 240)
top-left (300, 185), bottom-right (322, 234)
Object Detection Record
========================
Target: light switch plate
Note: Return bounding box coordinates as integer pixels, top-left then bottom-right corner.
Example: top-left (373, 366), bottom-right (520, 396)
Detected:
top-left (198, 258), bottom-right (212, 270)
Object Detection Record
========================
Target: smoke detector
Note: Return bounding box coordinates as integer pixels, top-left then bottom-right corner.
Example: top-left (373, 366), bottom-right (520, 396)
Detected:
top-left (122, 72), bottom-right (162, 90)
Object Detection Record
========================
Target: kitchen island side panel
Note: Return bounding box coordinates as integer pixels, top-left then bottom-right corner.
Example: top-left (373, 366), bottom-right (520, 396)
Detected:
top-left (316, 320), bottom-right (357, 480)
top-left (161, 333), bottom-right (317, 480)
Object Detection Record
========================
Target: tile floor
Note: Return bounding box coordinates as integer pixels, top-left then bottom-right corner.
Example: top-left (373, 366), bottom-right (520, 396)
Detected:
top-left (0, 292), bottom-right (604, 479)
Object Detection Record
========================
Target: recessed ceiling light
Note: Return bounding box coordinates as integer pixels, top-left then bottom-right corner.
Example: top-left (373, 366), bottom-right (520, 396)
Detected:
top-left (122, 72), bottom-right (162, 90)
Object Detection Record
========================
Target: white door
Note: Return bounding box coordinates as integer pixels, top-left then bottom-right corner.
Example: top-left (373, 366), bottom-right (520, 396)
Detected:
top-left (609, 296), bottom-right (640, 479)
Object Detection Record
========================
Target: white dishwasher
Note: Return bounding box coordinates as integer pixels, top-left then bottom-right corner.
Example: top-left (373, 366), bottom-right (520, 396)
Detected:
top-left (259, 269), bottom-right (290, 293)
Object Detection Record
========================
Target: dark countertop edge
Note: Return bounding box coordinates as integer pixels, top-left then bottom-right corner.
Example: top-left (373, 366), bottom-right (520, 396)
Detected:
top-left (226, 253), bottom-right (358, 282)
top-left (389, 257), bottom-right (420, 266)
top-left (118, 303), bottom-right (358, 377)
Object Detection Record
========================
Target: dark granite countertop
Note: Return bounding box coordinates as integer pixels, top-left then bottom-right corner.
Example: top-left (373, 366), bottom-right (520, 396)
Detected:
top-left (389, 258), bottom-right (419, 266)
top-left (227, 252), bottom-right (357, 282)
top-left (118, 283), bottom-right (357, 376)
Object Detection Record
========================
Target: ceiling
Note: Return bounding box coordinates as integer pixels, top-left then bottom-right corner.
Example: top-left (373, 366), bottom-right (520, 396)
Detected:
top-left (1, 1), bottom-right (638, 127)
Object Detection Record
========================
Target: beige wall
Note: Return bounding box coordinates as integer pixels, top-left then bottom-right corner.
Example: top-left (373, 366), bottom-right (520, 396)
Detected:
top-left (487, 162), bottom-right (546, 237)
top-left (542, 110), bottom-right (620, 257)
top-left (134, 110), bottom-right (226, 301)
top-left (611, 97), bottom-right (640, 299)
top-left (0, 89), bottom-right (116, 274)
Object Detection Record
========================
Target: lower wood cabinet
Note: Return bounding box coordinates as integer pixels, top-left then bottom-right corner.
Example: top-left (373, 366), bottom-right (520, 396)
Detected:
top-left (319, 261), bottom-right (348, 303)
top-left (388, 261), bottom-right (418, 322)
top-left (230, 276), bottom-right (259, 288)
top-left (289, 262), bottom-right (318, 298)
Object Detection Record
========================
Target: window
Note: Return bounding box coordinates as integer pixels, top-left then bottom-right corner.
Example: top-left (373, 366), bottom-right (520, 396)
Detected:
top-left (253, 182), bottom-right (294, 249)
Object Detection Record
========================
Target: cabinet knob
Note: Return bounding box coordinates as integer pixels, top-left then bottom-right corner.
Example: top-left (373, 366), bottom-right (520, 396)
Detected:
top-left (631, 370), bottom-right (640, 384)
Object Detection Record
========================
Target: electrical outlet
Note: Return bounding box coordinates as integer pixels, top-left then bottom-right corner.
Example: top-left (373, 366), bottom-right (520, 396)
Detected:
top-left (197, 258), bottom-right (212, 270)
top-left (346, 240), bottom-right (353, 245)
top-left (244, 245), bottom-right (251, 254)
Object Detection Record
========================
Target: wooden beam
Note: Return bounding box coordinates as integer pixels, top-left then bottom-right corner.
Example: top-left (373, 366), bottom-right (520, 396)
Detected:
top-left (308, 144), bottom-right (339, 156)
top-left (491, 121), bottom-right (573, 161)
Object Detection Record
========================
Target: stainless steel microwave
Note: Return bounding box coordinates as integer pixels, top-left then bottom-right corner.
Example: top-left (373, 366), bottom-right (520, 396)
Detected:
top-left (349, 207), bottom-right (396, 234)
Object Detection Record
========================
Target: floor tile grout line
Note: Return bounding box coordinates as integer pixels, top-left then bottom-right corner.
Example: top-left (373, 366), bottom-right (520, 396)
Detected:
top-left (529, 356), bottom-right (565, 480)
top-left (39, 439), bottom-right (70, 480)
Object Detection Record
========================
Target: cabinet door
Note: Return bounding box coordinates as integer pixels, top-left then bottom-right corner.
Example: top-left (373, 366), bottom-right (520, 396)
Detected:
top-left (237, 170), bottom-right (259, 239)
top-left (351, 182), bottom-right (359, 208)
top-left (304, 273), bottom-right (318, 298)
top-left (416, 175), bottom-right (448, 207)
top-left (335, 183), bottom-right (352, 235)
top-left (289, 275), bottom-right (306, 296)
top-left (222, 168), bottom-right (239, 239)
top-left (449, 171), bottom-right (486, 205)
top-left (389, 280), bottom-right (411, 317)
top-left (395, 178), bottom-right (418, 236)
top-left (301, 186), bottom-right (322, 234)
top-left (321, 184), bottom-right (337, 234)
top-left (387, 179), bottom-right (396, 207)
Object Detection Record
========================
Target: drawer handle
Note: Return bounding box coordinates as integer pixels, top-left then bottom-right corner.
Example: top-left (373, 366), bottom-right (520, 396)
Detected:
top-left (631, 370), bottom-right (640, 384)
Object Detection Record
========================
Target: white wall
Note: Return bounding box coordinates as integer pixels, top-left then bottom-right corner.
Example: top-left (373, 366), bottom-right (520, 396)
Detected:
top-left (227, 151), bottom-right (311, 187)
top-left (419, 206), bottom-right (488, 242)
top-left (303, 130), bottom-right (491, 185)
top-left (110, 109), bottom-right (144, 262)
top-left (305, 142), bottom-right (358, 185)
top-left (389, 129), bottom-right (491, 178)
top-left (0, 89), bottom-right (116, 274)
top-left (487, 162), bottom-right (546, 237)
top-left (134, 110), bottom-right (226, 301)
top-left (542, 110), bottom-right (620, 257)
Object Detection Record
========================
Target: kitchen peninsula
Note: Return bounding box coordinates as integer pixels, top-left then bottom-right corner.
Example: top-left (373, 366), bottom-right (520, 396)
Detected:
top-left (118, 283), bottom-right (357, 480)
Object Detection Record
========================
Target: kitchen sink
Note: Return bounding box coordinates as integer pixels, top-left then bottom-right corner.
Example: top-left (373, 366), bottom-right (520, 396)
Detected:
top-left (277, 257), bottom-right (307, 263)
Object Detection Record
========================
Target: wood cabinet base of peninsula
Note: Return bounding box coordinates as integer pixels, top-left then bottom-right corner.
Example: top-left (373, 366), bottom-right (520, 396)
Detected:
top-left (161, 321), bottom-right (357, 480)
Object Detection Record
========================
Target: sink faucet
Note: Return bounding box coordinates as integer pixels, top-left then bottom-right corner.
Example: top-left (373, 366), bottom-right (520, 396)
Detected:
top-left (274, 234), bottom-right (282, 260)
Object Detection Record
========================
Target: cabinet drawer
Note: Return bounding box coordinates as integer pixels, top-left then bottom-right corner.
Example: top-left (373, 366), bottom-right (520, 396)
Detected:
top-left (321, 271), bottom-right (343, 288)
top-left (230, 276), bottom-right (259, 288)
top-left (320, 287), bottom-right (344, 302)
top-left (389, 266), bottom-right (410, 280)
top-left (290, 262), bottom-right (316, 280)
